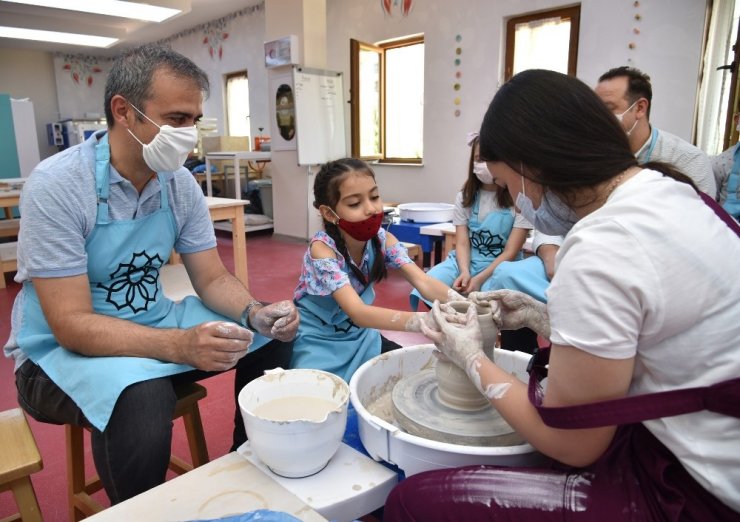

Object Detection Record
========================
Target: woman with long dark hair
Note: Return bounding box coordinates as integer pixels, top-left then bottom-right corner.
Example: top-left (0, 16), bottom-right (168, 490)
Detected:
top-left (384, 69), bottom-right (740, 520)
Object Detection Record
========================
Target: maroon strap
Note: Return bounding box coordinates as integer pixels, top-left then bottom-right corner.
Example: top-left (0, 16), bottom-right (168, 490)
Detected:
top-left (698, 191), bottom-right (740, 237)
top-left (526, 192), bottom-right (739, 429)
top-left (527, 346), bottom-right (740, 429)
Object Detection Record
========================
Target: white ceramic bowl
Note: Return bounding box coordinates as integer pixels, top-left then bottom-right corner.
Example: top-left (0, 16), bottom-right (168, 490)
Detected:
top-left (397, 202), bottom-right (454, 223)
top-left (349, 345), bottom-right (547, 477)
top-left (238, 368), bottom-right (350, 478)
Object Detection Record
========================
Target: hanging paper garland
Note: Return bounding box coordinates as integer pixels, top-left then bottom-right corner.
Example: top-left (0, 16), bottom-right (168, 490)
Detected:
top-left (628, 0), bottom-right (642, 64)
top-left (453, 35), bottom-right (463, 117)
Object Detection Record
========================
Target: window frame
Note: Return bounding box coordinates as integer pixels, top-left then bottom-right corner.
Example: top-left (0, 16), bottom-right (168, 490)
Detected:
top-left (224, 70), bottom-right (249, 137)
top-left (350, 34), bottom-right (424, 164)
top-left (504, 5), bottom-right (581, 81)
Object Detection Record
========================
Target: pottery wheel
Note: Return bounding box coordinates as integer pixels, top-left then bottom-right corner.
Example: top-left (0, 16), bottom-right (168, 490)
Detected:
top-left (392, 369), bottom-right (524, 447)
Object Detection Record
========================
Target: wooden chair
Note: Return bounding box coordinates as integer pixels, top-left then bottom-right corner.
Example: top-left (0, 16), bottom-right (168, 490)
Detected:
top-left (400, 242), bottom-right (422, 266)
top-left (0, 241), bottom-right (18, 290)
top-left (66, 382), bottom-right (209, 521)
top-left (0, 408), bottom-right (43, 522)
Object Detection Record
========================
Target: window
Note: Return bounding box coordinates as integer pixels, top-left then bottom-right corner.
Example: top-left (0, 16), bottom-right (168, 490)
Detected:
top-left (504, 6), bottom-right (580, 81)
top-left (225, 71), bottom-right (250, 138)
top-left (350, 35), bottom-right (424, 163)
top-left (696, 0), bottom-right (740, 154)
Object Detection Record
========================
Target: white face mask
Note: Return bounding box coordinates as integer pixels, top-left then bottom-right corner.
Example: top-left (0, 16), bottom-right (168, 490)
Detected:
top-left (615, 100), bottom-right (639, 137)
top-left (127, 103), bottom-right (198, 172)
top-left (514, 176), bottom-right (577, 236)
top-left (473, 161), bottom-right (494, 184)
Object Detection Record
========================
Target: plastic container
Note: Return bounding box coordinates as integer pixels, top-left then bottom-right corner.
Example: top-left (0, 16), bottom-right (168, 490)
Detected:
top-left (253, 178), bottom-right (273, 218)
top-left (397, 202), bottom-right (454, 223)
top-left (349, 344), bottom-right (546, 477)
top-left (239, 368), bottom-right (350, 478)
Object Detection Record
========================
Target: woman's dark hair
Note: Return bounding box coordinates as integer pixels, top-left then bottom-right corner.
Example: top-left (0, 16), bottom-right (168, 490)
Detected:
top-left (478, 69), bottom-right (691, 205)
top-left (461, 135), bottom-right (513, 209)
top-left (313, 158), bottom-right (387, 285)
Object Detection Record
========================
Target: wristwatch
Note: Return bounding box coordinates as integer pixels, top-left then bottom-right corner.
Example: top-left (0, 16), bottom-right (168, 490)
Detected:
top-left (240, 300), bottom-right (263, 330)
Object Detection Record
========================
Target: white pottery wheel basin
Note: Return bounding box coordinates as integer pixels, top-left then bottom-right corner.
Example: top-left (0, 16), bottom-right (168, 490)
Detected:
top-left (349, 344), bottom-right (547, 477)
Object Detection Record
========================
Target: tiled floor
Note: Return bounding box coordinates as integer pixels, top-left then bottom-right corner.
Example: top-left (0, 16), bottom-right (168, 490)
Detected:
top-left (0, 230), bottom-right (426, 521)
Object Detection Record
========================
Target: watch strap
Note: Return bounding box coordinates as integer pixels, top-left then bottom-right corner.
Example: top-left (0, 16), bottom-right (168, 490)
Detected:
top-left (240, 299), bottom-right (262, 330)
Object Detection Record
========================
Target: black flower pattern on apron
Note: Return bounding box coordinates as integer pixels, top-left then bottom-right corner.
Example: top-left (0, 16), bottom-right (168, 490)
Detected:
top-left (97, 251), bottom-right (163, 312)
top-left (316, 315), bottom-right (359, 333)
top-left (470, 230), bottom-right (505, 257)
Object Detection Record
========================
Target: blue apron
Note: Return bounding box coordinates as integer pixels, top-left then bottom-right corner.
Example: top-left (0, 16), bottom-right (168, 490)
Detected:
top-left (724, 145), bottom-right (740, 219)
top-left (16, 133), bottom-right (266, 431)
top-left (639, 126), bottom-right (659, 163)
top-left (290, 241), bottom-right (379, 383)
top-left (410, 193), bottom-right (516, 309)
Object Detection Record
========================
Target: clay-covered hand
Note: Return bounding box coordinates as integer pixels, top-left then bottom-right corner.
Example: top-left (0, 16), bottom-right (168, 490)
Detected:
top-left (469, 289), bottom-right (550, 338)
top-left (419, 301), bottom-right (486, 384)
top-left (183, 321), bottom-right (253, 372)
top-left (250, 300), bottom-right (300, 341)
top-left (446, 288), bottom-right (466, 302)
top-left (404, 311), bottom-right (438, 333)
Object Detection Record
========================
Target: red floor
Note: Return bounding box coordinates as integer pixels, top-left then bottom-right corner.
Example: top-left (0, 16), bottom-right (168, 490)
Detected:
top-left (0, 230), bottom-right (426, 520)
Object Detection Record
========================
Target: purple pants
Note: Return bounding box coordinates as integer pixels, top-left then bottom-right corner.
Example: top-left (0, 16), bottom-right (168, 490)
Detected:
top-left (384, 423), bottom-right (738, 521)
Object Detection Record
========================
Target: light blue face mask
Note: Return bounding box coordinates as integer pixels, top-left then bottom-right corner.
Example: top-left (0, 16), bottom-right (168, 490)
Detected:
top-left (515, 176), bottom-right (577, 236)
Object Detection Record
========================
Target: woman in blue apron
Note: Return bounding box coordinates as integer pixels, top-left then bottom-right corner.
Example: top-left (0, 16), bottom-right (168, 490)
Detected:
top-left (290, 158), bottom-right (459, 382)
top-left (410, 133), bottom-right (529, 311)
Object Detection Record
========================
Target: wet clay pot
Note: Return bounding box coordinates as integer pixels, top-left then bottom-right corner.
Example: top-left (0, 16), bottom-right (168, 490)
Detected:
top-left (434, 301), bottom-right (499, 410)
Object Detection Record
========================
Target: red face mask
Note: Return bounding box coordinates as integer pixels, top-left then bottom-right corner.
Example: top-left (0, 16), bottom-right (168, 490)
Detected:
top-left (332, 211), bottom-right (384, 241)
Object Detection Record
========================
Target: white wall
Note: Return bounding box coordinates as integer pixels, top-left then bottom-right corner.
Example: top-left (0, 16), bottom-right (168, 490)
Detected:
top-left (326, 0), bottom-right (708, 207)
top-left (0, 48), bottom-right (61, 160)
top-left (168, 7), bottom-right (269, 140)
top-left (1, 0), bottom-right (710, 238)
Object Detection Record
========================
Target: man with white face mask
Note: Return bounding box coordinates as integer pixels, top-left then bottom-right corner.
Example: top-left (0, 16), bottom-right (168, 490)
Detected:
top-left (4, 44), bottom-right (299, 503)
top-left (595, 66), bottom-right (716, 197)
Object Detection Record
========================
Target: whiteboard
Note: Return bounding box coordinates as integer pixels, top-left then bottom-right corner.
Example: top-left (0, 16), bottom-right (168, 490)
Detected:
top-left (292, 66), bottom-right (346, 166)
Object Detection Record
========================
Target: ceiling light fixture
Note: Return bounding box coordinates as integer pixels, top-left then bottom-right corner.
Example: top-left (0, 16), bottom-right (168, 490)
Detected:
top-left (1, 0), bottom-right (182, 23)
top-left (0, 26), bottom-right (118, 47)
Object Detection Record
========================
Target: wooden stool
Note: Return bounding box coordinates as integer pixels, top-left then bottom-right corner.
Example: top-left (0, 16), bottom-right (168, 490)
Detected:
top-left (67, 382), bottom-right (210, 521)
top-left (0, 408), bottom-right (43, 522)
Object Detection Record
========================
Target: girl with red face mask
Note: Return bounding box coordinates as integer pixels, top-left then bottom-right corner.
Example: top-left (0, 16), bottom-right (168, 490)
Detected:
top-left (289, 158), bottom-right (462, 382)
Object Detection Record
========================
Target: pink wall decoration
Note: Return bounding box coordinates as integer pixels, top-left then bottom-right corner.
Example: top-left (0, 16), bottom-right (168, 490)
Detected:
top-left (380, 0), bottom-right (413, 17)
top-left (61, 55), bottom-right (103, 87)
top-left (202, 19), bottom-right (229, 60)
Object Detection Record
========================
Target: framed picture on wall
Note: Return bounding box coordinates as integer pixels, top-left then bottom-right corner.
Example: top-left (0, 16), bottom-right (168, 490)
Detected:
top-left (268, 69), bottom-right (297, 151)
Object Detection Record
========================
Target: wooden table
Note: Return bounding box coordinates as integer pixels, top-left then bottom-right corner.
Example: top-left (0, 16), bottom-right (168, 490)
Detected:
top-left (205, 197), bottom-right (249, 285)
top-left (0, 189), bottom-right (21, 220)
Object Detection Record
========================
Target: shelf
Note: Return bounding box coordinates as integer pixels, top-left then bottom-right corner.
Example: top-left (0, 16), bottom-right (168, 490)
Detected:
top-left (213, 213), bottom-right (273, 234)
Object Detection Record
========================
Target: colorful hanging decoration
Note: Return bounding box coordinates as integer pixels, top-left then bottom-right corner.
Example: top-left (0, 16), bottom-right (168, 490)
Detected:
top-left (61, 55), bottom-right (103, 87)
top-left (202, 19), bottom-right (229, 59)
top-left (628, 0), bottom-right (642, 63)
top-left (380, 0), bottom-right (413, 17)
top-left (453, 35), bottom-right (462, 117)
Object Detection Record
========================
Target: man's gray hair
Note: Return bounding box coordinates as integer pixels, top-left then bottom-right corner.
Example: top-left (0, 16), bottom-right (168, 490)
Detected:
top-left (104, 44), bottom-right (210, 127)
